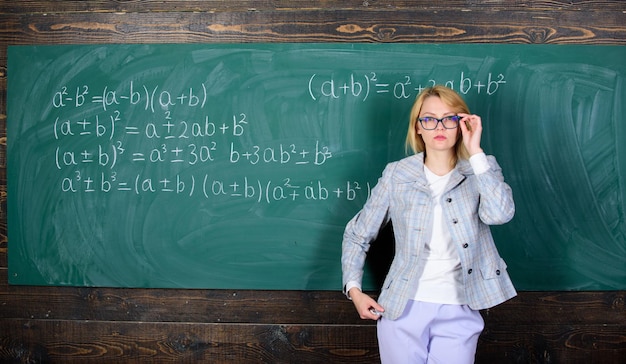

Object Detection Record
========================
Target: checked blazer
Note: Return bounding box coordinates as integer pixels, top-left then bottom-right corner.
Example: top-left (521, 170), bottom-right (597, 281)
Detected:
top-left (342, 152), bottom-right (517, 320)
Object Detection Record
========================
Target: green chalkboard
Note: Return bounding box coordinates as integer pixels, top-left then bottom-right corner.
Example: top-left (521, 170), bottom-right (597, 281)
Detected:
top-left (7, 43), bottom-right (626, 290)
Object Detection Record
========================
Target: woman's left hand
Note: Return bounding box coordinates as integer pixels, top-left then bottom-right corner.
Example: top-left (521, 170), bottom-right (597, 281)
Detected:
top-left (458, 113), bottom-right (484, 156)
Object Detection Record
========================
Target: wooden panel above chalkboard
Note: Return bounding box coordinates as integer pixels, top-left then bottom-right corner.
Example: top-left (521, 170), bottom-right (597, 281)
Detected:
top-left (7, 43), bottom-right (626, 290)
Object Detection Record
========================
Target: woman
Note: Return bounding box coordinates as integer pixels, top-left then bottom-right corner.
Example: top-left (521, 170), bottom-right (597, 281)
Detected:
top-left (341, 85), bottom-right (516, 363)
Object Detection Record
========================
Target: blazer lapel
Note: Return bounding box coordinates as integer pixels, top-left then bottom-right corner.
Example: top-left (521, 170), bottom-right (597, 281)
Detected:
top-left (446, 159), bottom-right (473, 192)
top-left (394, 153), bottom-right (430, 192)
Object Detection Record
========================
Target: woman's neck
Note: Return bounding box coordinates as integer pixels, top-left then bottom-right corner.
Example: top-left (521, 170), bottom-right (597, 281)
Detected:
top-left (424, 150), bottom-right (455, 176)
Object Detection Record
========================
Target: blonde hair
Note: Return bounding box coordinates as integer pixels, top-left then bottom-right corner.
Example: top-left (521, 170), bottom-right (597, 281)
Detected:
top-left (405, 85), bottom-right (471, 164)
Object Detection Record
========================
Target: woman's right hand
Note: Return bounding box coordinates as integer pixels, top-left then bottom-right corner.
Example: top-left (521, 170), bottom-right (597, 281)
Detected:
top-left (348, 287), bottom-right (385, 320)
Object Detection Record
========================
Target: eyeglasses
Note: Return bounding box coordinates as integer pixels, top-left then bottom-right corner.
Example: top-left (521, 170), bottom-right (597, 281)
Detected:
top-left (418, 115), bottom-right (461, 130)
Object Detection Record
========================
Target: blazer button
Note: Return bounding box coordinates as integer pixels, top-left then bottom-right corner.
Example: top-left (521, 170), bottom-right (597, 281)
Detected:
top-left (463, 243), bottom-right (469, 248)
top-left (496, 269), bottom-right (501, 275)
top-left (468, 269), bottom-right (473, 274)
top-left (452, 219), bottom-right (458, 224)
top-left (446, 198), bottom-right (452, 203)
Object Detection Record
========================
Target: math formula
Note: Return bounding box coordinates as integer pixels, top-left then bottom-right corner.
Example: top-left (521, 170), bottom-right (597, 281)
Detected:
top-left (47, 68), bottom-right (507, 204)
top-left (308, 71), bottom-right (507, 101)
top-left (49, 81), bottom-right (370, 204)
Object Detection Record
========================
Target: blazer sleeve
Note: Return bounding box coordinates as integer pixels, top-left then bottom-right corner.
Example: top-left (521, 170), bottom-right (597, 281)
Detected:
top-left (341, 162), bottom-right (394, 294)
top-left (475, 155), bottom-right (515, 225)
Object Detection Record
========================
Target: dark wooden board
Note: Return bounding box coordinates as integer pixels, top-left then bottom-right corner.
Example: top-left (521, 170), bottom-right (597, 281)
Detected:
top-left (1, 1), bottom-right (625, 362)
top-left (1, 319), bottom-right (379, 363)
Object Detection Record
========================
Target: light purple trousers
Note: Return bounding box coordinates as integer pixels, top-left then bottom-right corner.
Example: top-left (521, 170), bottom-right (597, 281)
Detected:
top-left (377, 300), bottom-right (484, 364)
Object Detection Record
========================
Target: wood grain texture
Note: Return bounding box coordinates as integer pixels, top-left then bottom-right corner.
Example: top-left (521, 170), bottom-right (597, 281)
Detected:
top-left (1, 0), bottom-right (625, 362)
top-left (1, 319), bottom-right (380, 363)
top-left (2, 1), bottom-right (626, 13)
top-left (478, 324), bottom-right (626, 364)
top-left (0, 8), bottom-right (624, 49)
top-left (0, 285), bottom-right (624, 363)
top-left (1, 269), bottom-right (623, 326)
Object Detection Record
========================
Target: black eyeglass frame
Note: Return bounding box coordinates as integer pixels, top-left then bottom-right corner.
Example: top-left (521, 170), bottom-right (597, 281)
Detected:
top-left (417, 115), bottom-right (462, 130)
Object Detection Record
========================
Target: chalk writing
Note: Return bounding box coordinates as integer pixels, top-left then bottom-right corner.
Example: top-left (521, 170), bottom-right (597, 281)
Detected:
top-left (53, 82), bottom-right (208, 113)
top-left (50, 80), bottom-right (350, 204)
top-left (48, 71), bottom-right (505, 205)
top-left (308, 72), bottom-right (507, 101)
top-left (59, 170), bottom-right (372, 203)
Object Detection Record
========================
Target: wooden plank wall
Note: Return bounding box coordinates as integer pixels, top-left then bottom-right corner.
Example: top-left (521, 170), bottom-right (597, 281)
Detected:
top-left (1, 1), bottom-right (625, 363)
